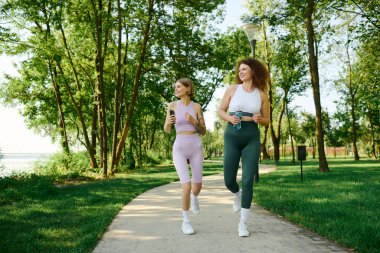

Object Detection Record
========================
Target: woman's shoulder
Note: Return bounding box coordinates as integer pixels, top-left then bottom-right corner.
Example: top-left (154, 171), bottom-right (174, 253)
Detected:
top-left (257, 88), bottom-right (267, 95)
top-left (258, 89), bottom-right (268, 99)
top-left (193, 102), bottom-right (202, 110)
top-left (168, 101), bottom-right (177, 109)
top-left (229, 84), bottom-right (240, 89)
top-left (225, 84), bottom-right (240, 93)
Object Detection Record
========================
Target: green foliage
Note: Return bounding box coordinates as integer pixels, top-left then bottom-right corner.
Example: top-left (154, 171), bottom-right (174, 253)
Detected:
top-left (326, 110), bottom-right (349, 148)
top-left (0, 0), bottom-right (243, 173)
top-left (0, 0), bottom-right (233, 172)
top-left (34, 152), bottom-right (90, 179)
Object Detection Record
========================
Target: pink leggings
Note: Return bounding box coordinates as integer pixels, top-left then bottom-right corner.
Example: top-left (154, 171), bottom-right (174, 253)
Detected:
top-left (173, 134), bottom-right (203, 184)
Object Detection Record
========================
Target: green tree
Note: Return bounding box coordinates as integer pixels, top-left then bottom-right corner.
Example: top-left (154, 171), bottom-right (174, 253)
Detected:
top-left (354, 39), bottom-right (380, 159)
top-left (271, 32), bottom-right (308, 162)
top-left (244, 0), bottom-right (309, 162)
top-left (281, 0), bottom-right (332, 171)
top-left (331, 107), bottom-right (354, 156)
top-left (325, 112), bottom-right (345, 158)
top-left (0, 0), bottom-right (227, 176)
top-left (300, 112), bottom-right (317, 159)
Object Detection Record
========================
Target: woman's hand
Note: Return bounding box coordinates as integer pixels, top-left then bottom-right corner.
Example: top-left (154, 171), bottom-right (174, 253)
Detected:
top-left (164, 104), bottom-right (176, 133)
top-left (184, 112), bottom-right (196, 124)
top-left (169, 114), bottom-right (176, 124)
top-left (253, 113), bottom-right (268, 125)
top-left (229, 115), bottom-right (240, 125)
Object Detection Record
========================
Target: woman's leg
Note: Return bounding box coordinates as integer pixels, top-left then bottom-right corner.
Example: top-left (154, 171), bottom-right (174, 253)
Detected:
top-left (238, 123), bottom-right (260, 237)
top-left (173, 141), bottom-right (191, 184)
top-left (188, 137), bottom-right (203, 214)
top-left (189, 138), bottom-right (203, 194)
top-left (173, 139), bottom-right (195, 234)
top-left (223, 127), bottom-right (242, 194)
top-left (181, 182), bottom-right (194, 234)
top-left (240, 133), bottom-right (260, 209)
top-left (181, 182), bottom-right (191, 211)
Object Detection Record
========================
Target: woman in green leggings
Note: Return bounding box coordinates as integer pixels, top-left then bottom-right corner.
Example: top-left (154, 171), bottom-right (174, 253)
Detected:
top-left (219, 58), bottom-right (270, 237)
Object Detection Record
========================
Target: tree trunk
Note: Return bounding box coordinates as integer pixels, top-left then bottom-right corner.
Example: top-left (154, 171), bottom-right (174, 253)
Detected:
top-left (91, 97), bottom-right (98, 152)
top-left (110, 0), bottom-right (123, 174)
top-left (368, 113), bottom-right (377, 159)
top-left (58, 21), bottom-right (98, 167)
top-left (44, 21), bottom-right (69, 154)
top-left (286, 103), bottom-right (295, 164)
top-left (262, 19), bottom-right (278, 162)
top-left (346, 36), bottom-right (360, 161)
top-left (50, 64), bottom-right (70, 154)
top-left (261, 126), bottom-right (270, 159)
top-left (271, 98), bottom-right (286, 162)
top-left (306, 0), bottom-right (329, 171)
top-left (56, 63), bottom-right (98, 168)
top-left (91, 0), bottom-right (113, 177)
top-left (114, 0), bottom-right (154, 167)
top-left (350, 94), bottom-right (359, 160)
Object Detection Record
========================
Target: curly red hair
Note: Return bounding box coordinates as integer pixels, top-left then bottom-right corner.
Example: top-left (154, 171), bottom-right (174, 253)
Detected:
top-left (235, 58), bottom-right (269, 91)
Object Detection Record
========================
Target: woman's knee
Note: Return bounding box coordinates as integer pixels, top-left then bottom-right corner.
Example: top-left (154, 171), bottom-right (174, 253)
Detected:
top-left (241, 177), bottom-right (253, 190)
top-left (182, 182), bottom-right (191, 194)
top-left (192, 182), bottom-right (202, 195)
top-left (224, 177), bottom-right (238, 192)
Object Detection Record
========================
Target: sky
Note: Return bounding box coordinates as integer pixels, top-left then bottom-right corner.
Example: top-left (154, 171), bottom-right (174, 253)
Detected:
top-left (0, 0), bottom-right (335, 154)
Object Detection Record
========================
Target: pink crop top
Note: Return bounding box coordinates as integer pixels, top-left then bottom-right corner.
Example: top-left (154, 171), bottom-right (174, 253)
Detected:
top-left (174, 101), bottom-right (197, 132)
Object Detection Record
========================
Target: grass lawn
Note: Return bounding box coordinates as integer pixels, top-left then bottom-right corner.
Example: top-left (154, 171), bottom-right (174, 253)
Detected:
top-left (1, 157), bottom-right (379, 253)
top-left (0, 162), bottom-right (223, 253)
top-left (255, 157), bottom-right (380, 253)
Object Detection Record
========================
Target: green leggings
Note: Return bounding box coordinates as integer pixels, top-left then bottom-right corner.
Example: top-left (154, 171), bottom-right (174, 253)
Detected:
top-left (223, 121), bottom-right (260, 209)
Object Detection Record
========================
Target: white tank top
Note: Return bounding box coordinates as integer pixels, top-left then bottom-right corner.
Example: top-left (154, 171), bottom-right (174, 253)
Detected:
top-left (229, 84), bottom-right (261, 114)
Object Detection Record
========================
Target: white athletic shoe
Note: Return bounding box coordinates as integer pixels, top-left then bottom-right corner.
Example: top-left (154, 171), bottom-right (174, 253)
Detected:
top-left (233, 191), bottom-right (241, 213)
top-left (238, 222), bottom-right (249, 237)
top-left (182, 221), bottom-right (195, 235)
top-left (190, 193), bottom-right (200, 215)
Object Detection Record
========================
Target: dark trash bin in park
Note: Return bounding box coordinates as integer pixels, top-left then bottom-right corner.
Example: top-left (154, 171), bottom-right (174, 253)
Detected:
top-left (297, 145), bottom-right (306, 180)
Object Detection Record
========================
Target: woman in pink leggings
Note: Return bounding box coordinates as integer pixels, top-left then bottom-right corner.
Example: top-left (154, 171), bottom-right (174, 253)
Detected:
top-left (164, 78), bottom-right (206, 235)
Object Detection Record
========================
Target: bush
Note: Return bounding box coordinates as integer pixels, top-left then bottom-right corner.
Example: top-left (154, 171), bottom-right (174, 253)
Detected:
top-left (34, 151), bottom-right (90, 179)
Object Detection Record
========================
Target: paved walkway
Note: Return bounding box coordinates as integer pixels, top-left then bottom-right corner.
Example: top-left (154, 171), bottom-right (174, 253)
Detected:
top-left (93, 164), bottom-right (353, 253)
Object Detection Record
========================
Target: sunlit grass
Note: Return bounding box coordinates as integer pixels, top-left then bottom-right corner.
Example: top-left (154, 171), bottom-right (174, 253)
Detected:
top-left (0, 162), bottom-right (223, 253)
top-left (2, 157), bottom-right (379, 253)
top-left (255, 157), bottom-right (380, 253)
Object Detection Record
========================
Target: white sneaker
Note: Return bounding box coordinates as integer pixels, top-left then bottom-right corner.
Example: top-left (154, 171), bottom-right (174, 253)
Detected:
top-left (182, 221), bottom-right (195, 235)
top-left (238, 222), bottom-right (249, 237)
top-left (190, 193), bottom-right (200, 215)
top-left (233, 191), bottom-right (241, 213)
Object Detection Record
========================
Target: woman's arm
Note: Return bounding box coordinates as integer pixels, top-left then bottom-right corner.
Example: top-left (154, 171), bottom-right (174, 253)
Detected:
top-left (185, 103), bottom-right (206, 135)
top-left (194, 104), bottom-right (206, 135)
top-left (218, 85), bottom-right (240, 125)
top-left (164, 102), bottom-right (176, 133)
top-left (253, 90), bottom-right (270, 126)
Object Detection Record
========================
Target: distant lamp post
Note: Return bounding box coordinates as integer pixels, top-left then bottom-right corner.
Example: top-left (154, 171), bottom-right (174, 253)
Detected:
top-left (242, 23), bottom-right (261, 59)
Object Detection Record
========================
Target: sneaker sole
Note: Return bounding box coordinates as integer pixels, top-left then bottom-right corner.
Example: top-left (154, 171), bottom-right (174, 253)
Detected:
top-left (238, 229), bottom-right (249, 237)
